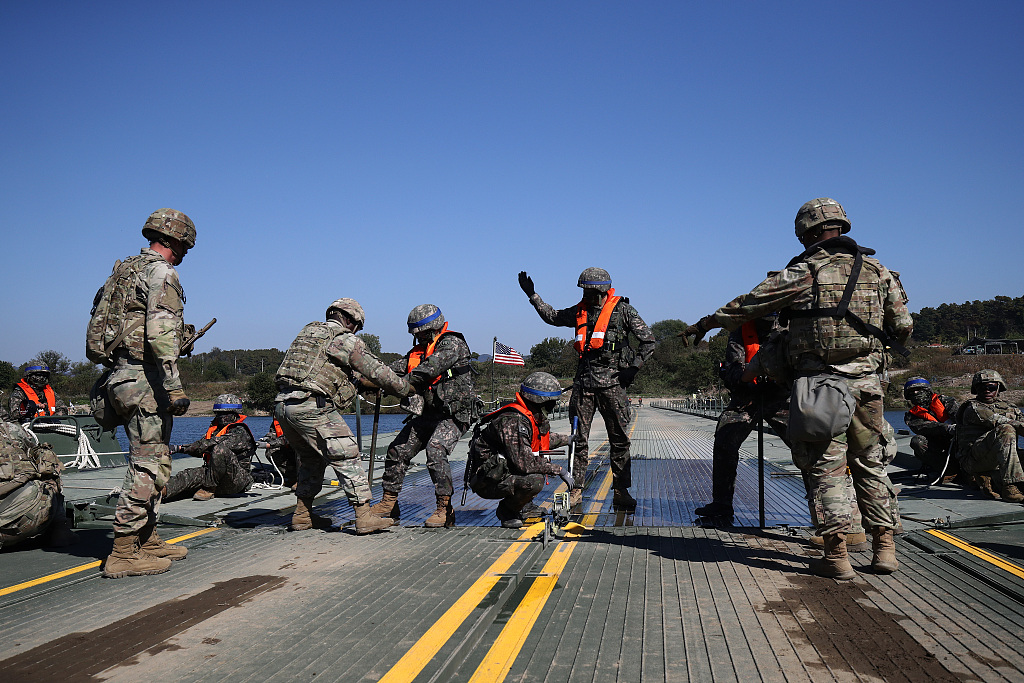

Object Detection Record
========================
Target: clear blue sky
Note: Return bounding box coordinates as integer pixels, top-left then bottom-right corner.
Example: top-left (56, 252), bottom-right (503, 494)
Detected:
top-left (2, 1), bottom-right (1022, 366)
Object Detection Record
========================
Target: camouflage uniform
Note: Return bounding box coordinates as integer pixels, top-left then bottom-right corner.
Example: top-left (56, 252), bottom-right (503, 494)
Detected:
top-left (262, 421), bottom-right (297, 488)
top-left (956, 399), bottom-right (1024, 485)
top-left (105, 248), bottom-right (187, 534)
top-left (8, 381), bottom-right (66, 422)
top-left (904, 394), bottom-right (960, 472)
top-left (527, 293), bottom-right (654, 488)
top-left (381, 331), bottom-right (475, 498)
top-left (0, 420), bottom-right (65, 549)
top-left (275, 320), bottom-right (410, 505)
top-left (712, 236), bottom-right (913, 535)
top-left (164, 419), bottom-right (256, 499)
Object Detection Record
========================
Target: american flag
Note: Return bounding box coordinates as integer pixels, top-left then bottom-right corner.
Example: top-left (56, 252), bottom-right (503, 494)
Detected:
top-left (493, 340), bottom-right (525, 366)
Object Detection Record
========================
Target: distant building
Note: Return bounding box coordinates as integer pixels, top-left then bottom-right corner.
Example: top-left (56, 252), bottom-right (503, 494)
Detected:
top-left (954, 338), bottom-right (1024, 355)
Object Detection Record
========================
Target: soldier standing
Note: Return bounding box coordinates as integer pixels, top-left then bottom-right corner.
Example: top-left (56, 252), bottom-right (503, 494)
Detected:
top-left (683, 198), bottom-right (913, 578)
top-left (518, 267), bottom-right (655, 510)
top-left (955, 370), bottom-right (1024, 502)
top-left (903, 377), bottom-right (960, 476)
top-left (370, 305), bottom-right (475, 528)
top-left (99, 209), bottom-right (195, 578)
top-left (274, 298), bottom-right (412, 534)
top-left (164, 394), bottom-right (256, 501)
top-left (9, 365), bottom-right (65, 421)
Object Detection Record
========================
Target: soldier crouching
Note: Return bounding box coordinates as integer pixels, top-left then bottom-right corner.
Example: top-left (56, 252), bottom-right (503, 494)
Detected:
top-left (956, 370), bottom-right (1024, 503)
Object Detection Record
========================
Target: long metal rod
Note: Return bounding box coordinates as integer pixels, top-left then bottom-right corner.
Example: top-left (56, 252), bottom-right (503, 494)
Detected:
top-left (367, 389), bottom-right (382, 487)
top-left (758, 392), bottom-right (766, 529)
top-left (355, 393), bottom-right (363, 455)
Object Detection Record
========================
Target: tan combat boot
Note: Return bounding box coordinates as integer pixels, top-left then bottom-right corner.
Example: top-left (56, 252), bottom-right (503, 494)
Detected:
top-left (370, 492), bottom-right (401, 520)
top-left (424, 495), bottom-right (455, 528)
top-left (569, 488), bottom-right (583, 508)
top-left (871, 527), bottom-right (899, 574)
top-left (192, 489), bottom-right (215, 501)
top-left (103, 533), bottom-right (172, 578)
top-left (291, 496), bottom-right (315, 531)
top-left (811, 531), bottom-right (869, 552)
top-left (139, 525), bottom-right (188, 561)
top-left (976, 474), bottom-right (1001, 500)
top-left (1000, 482), bottom-right (1024, 503)
top-left (353, 503), bottom-right (395, 534)
top-left (809, 532), bottom-right (856, 580)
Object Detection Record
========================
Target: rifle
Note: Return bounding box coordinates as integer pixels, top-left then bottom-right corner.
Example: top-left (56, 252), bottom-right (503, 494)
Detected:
top-left (180, 318), bottom-right (217, 357)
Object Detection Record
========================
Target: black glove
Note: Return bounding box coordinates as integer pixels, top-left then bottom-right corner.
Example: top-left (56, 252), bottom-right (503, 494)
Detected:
top-left (169, 444), bottom-right (182, 454)
top-left (945, 423), bottom-right (957, 437)
top-left (679, 314), bottom-right (717, 347)
top-left (518, 271), bottom-right (535, 297)
top-left (167, 389), bottom-right (191, 416)
top-left (20, 400), bottom-right (38, 418)
top-left (559, 468), bottom-right (575, 491)
top-left (619, 366), bottom-right (639, 388)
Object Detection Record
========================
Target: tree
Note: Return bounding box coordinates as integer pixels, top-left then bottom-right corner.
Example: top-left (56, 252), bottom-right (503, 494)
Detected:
top-left (650, 319), bottom-right (687, 341)
top-left (245, 372), bottom-right (278, 414)
top-left (25, 350), bottom-right (72, 376)
top-left (358, 333), bottom-right (382, 356)
top-left (0, 361), bottom-right (18, 394)
top-left (528, 337), bottom-right (577, 378)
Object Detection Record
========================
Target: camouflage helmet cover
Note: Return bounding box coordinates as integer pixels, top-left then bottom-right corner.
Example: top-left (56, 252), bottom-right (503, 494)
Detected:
top-left (327, 298), bottom-right (366, 329)
top-left (519, 371), bottom-right (563, 404)
top-left (213, 394), bottom-right (243, 413)
top-left (577, 267), bottom-right (612, 292)
top-left (407, 304), bottom-right (445, 335)
top-left (794, 198), bottom-right (851, 238)
top-left (142, 208), bottom-right (196, 249)
top-left (971, 369), bottom-right (1007, 393)
top-left (902, 376), bottom-right (932, 400)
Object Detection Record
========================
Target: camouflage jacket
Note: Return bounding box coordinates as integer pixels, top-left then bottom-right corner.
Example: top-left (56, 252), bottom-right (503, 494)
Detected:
top-left (390, 332), bottom-right (476, 423)
top-left (904, 394), bottom-right (959, 442)
top-left (471, 410), bottom-right (569, 477)
top-left (528, 293), bottom-right (655, 389)
top-left (261, 424), bottom-right (290, 456)
top-left (7, 384), bottom-right (66, 423)
top-left (720, 317), bottom-right (789, 406)
top-left (179, 421), bottom-right (256, 468)
top-left (0, 421), bottom-right (62, 498)
top-left (713, 237), bottom-right (912, 379)
top-left (957, 398), bottom-right (1024, 450)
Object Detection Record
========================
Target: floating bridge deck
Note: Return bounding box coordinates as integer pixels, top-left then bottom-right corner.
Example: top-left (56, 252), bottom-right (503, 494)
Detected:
top-left (2, 406), bottom-right (1024, 682)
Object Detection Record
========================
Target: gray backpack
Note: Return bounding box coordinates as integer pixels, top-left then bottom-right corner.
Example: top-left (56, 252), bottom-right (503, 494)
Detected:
top-left (788, 375), bottom-right (856, 442)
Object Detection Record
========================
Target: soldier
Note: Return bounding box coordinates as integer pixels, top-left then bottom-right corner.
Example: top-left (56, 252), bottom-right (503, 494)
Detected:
top-left (163, 394), bottom-right (256, 501)
top-left (9, 365), bottom-right (65, 422)
top-left (274, 298), bottom-right (412, 534)
top-left (683, 198), bottom-right (912, 578)
top-left (518, 268), bottom-right (655, 510)
top-left (467, 372), bottom-right (574, 528)
top-left (903, 377), bottom-right (960, 476)
top-left (0, 419), bottom-right (76, 550)
top-left (693, 314), bottom-right (791, 521)
top-left (955, 370), bottom-right (1024, 502)
top-left (99, 209), bottom-right (195, 578)
top-left (370, 305), bottom-right (476, 528)
top-left (259, 418), bottom-right (297, 489)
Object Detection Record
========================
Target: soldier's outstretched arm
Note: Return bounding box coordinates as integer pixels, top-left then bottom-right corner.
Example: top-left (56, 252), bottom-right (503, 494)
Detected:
top-left (625, 305), bottom-right (656, 367)
top-left (519, 271), bottom-right (576, 327)
top-left (348, 340), bottom-right (412, 397)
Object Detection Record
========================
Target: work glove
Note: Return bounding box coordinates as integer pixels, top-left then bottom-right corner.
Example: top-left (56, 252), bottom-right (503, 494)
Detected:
top-left (679, 314), bottom-right (718, 347)
top-left (618, 366), bottom-right (639, 388)
top-left (559, 468), bottom-right (575, 491)
top-left (167, 389), bottom-right (191, 416)
top-left (169, 444), bottom-right (182, 454)
top-left (20, 400), bottom-right (38, 418)
top-left (945, 423), bottom-right (957, 437)
top-left (518, 271), bottom-right (535, 297)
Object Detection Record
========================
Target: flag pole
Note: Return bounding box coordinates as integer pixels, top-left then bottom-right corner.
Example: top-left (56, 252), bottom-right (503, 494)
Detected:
top-left (490, 336), bottom-right (496, 404)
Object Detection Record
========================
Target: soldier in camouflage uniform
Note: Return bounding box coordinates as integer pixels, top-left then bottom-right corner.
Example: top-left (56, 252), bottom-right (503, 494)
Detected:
top-left (98, 209), bottom-right (195, 578)
top-left (164, 394), bottom-right (256, 501)
top-left (275, 298), bottom-right (412, 534)
top-left (8, 365), bottom-right (66, 422)
top-left (468, 372), bottom-right (574, 528)
top-left (370, 305), bottom-right (475, 528)
top-left (903, 377), bottom-right (960, 477)
top-left (0, 419), bottom-right (76, 549)
top-left (955, 370), bottom-right (1024, 503)
top-left (259, 419), bottom-right (297, 489)
top-left (684, 198), bottom-right (913, 578)
top-left (518, 268), bottom-right (655, 510)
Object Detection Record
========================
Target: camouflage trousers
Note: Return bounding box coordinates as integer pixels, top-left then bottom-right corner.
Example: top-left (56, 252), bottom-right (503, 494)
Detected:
top-left (267, 444), bottom-right (297, 488)
top-left (275, 397), bottom-right (369, 505)
top-left (164, 448), bottom-right (253, 500)
top-left (710, 397), bottom-right (790, 507)
top-left (472, 472), bottom-right (545, 518)
top-left (570, 384), bottom-right (632, 489)
top-left (382, 414), bottom-right (466, 498)
top-left (790, 375), bottom-right (898, 536)
top-left (0, 481), bottom-right (61, 549)
top-left (107, 360), bottom-right (173, 534)
top-left (910, 434), bottom-right (958, 474)
top-left (959, 425), bottom-right (1024, 485)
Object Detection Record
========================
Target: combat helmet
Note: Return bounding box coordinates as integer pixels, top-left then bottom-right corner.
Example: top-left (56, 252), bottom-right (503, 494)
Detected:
top-left (519, 372), bottom-right (563, 405)
top-left (213, 394), bottom-right (243, 413)
top-left (971, 369), bottom-right (1007, 394)
top-left (794, 198), bottom-right (851, 238)
top-left (903, 377), bottom-right (932, 400)
top-left (23, 365), bottom-right (50, 378)
top-left (407, 304), bottom-right (445, 335)
top-left (143, 208), bottom-right (196, 249)
top-left (577, 267), bottom-right (612, 292)
top-left (327, 298), bottom-right (365, 331)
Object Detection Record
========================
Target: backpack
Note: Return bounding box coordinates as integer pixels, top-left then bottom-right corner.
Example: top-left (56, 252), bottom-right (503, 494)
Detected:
top-left (85, 255), bottom-right (153, 367)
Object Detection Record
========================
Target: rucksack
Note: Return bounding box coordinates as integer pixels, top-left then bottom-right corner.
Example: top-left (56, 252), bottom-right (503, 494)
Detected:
top-left (85, 255), bottom-right (155, 367)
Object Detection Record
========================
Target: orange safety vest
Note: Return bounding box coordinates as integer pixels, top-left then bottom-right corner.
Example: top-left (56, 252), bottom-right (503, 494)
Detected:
top-left (483, 394), bottom-right (550, 452)
top-left (16, 380), bottom-right (56, 416)
top-left (574, 289), bottom-right (622, 356)
top-left (740, 321), bottom-right (760, 384)
top-left (272, 419), bottom-right (283, 438)
top-left (908, 394), bottom-right (950, 423)
top-left (205, 414), bottom-right (248, 439)
top-left (407, 323), bottom-right (454, 386)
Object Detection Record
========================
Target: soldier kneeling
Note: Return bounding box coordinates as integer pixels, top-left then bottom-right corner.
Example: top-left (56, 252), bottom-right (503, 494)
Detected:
top-left (467, 372), bottom-right (574, 529)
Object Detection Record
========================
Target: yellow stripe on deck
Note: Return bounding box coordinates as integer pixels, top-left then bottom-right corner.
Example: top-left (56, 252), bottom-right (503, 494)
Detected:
top-left (926, 528), bottom-right (1024, 580)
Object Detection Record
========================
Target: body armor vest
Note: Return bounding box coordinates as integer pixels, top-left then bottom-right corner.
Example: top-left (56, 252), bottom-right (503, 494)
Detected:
top-left (276, 321), bottom-right (357, 405)
top-left (87, 251), bottom-right (168, 366)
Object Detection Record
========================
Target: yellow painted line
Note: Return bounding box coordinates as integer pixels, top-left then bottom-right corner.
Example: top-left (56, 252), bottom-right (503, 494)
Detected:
top-left (926, 529), bottom-right (1024, 580)
top-left (0, 527), bottom-right (220, 598)
top-left (378, 522), bottom-right (546, 683)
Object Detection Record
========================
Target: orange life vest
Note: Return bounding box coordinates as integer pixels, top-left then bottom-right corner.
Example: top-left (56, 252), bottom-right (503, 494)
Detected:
top-left (205, 414), bottom-right (248, 439)
top-left (16, 380), bottom-right (56, 416)
top-left (908, 394), bottom-right (950, 423)
top-left (483, 394), bottom-right (550, 452)
top-left (407, 323), bottom-right (454, 386)
top-left (272, 419), bottom-right (283, 438)
top-left (574, 289), bottom-right (622, 356)
top-left (740, 321), bottom-right (760, 384)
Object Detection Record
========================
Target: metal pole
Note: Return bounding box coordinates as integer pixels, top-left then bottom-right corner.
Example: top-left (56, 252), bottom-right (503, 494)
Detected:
top-left (758, 392), bottom-right (765, 529)
top-left (354, 393), bottom-right (362, 455)
top-left (367, 389), bottom-right (382, 487)
top-left (490, 337), bottom-right (496, 404)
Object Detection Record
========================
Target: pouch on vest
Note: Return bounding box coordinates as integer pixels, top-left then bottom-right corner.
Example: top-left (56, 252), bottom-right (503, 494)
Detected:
top-left (469, 455), bottom-right (509, 494)
top-left (788, 375), bottom-right (855, 442)
top-left (89, 368), bottom-right (122, 432)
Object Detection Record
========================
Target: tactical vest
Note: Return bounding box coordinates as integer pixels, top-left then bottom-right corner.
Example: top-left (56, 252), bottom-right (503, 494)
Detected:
top-left (86, 251), bottom-right (167, 366)
top-left (276, 321), bottom-right (358, 406)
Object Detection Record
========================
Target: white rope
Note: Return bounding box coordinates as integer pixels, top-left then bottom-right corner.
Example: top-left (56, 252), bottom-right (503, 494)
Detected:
top-left (26, 423), bottom-right (102, 470)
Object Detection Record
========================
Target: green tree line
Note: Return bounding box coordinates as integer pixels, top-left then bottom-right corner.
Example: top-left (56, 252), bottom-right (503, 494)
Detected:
top-left (912, 295), bottom-right (1024, 344)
